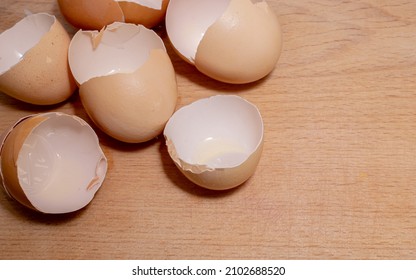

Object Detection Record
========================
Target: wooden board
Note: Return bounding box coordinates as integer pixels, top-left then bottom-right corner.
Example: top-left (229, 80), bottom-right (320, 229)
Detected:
top-left (0, 0), bottom-right (415, 259)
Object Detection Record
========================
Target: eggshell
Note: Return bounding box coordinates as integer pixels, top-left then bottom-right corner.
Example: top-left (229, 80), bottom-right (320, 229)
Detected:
top-left (118, 0), bottom-right (170, 28)
top-left (0, 113), bottom-right (107, 214)
top-left (164, 95), bottom-right (264, 190)
top-left (69, 22), bottom-right (177, 143)
top-left (80, 49), bottom-right (178, 143)
top-left (166, 0), bottom-right (282, 84)
top-left (57, 0), bottom-right (124, 30)
top-left (58, 0), bottom-right (169, 29)
top-left (0, 13), bottom-right (76, 105)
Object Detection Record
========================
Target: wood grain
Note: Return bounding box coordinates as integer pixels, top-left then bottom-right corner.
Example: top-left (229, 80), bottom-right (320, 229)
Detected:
top-left (0, 0), bottom-right (415, 259)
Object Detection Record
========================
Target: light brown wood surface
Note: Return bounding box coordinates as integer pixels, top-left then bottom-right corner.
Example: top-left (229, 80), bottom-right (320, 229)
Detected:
top-left (1, 0), bottom-right (415, 259)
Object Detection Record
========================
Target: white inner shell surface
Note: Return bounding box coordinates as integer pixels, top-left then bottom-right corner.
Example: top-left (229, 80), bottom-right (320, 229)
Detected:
top-left (69, 22), bottom-right (166, 85)
top-left (165, 0), bottom-right (230, 63)
top-left (114, 0), bottom-right (163, 10)
top-left (17, 114), bottom-right (107, 214)
top-left (0, 13), bottom-right (54, 75)
top-left (164, 95), bottom-right (263, 169)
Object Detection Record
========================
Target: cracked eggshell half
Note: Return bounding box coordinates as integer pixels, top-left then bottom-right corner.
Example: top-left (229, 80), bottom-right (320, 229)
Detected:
top-left (166, 0), bottom-right (283, 84)
top-left (69, 22), bottom-right (177, 143)
top-left (0, 112), bottom-right (107, 214)
top-left (164, 95), bottom-right (264, 190)
top-left (58, 0), bottom-right (170, 29)
top-left (0, 13), bottom-right (76, 105)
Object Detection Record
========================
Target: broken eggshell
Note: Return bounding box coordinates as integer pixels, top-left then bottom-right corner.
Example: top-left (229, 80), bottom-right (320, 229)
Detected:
top-left (165, 0), bottom-right (283, 84)
top-left (0, 112), bottom-right (107, 214)
top-left (0, 13), bottom-right (76, 105)
top-left (58, 0), bottom-right (170, 29)
top-left (164, 95), bottom-right (264, 190)
top-left (68, 22), bottom-right (178, 143)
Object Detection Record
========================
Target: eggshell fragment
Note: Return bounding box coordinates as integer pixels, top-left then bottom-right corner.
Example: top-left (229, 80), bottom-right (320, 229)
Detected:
top-left (58, 0), bottom-right (169, 29)
top-left (69, 22), bottom-right (177, 143)
top-left (166, 0), bottom-right (282, 84)
top-left (164, 95), bottom-right (264, 190)
top-left (0, 13), bottom-right (76, 105)
top-left (118, 0), bottom-right (170, 28)
top-left (0, 113), bottom-right (107, 214)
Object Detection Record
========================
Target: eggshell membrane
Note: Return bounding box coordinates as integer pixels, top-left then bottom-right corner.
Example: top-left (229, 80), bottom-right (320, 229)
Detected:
top-left (69, 23), bottom-right (177, 143)
top-left (0, 13), bottom-right (76, 105)
top-left (58, 0), bottom-right (169, 29)
top-left (166, 0), bottom-right (282, 84)
top-left (0, 113), bottom-right (107, 214)
top-left (164, 95), bottom-right (264, 190)
top-left (69, 22), bottom-right (165, 85)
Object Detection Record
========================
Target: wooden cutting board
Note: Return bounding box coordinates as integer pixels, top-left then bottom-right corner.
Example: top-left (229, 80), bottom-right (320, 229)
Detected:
top-left (0, 0), bottom-right (415, 259)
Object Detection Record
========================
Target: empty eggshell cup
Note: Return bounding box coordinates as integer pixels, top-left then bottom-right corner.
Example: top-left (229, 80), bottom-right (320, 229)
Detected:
top-left (164, 95), bottom-right (264, 190)
top-left (58, 0), bottom-right (170, 29)
top-left (166, 0), bottom-right (282, 84)
top-left (0, 13), bottom-right (76, 105)
top-left (0, 112), bottom-right (107, 214)
top-left (68, 22), bottom-right (178, 143)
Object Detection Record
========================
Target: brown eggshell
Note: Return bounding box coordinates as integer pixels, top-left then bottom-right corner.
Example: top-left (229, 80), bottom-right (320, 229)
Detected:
top-left (0, 116), bottom-right (44, 211)
top-left (166, 0), bottom-right (282, 84)
top-left (79, 49), bottom-right (177, 143)
top-left (164, 95), bottom-right (264, 190)
top-left (119, 0), bottom-right (170, 28)
top-left (167, 138), bottom-right (263, 190)
top-left (0, 13), bottom-right (76, 105)
top-left (57, 0), bottom-right (124, 30)
top-left (58, 0), bottom-right (169, 29)
top-left (195, 0), bottom-right (282, 84)
top-left (69, 22), bottom-right (178, 143)
top-left (0, 113), bottom-right (108, 214)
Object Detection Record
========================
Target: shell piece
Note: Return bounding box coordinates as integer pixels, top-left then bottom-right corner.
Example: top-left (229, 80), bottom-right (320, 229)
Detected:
top-left (195, 0), bottom-right (282, 84)
top-left (80, 49), bottom-right (178, 143)
top-left (0, 113), bottom-right (107, 214)
top-left (165, 0), bottom-right (229, 64)
top-left (0, 13), bottom-right (76, 105)
top-left (69, 22), bottom-right (178, 143)
top-left (166, 0), bottom-right (282, 84)
top-left (58, 0), bottom-right (169, 29)
top-left (57, 0), bottom-right (124, 30)
top-left (118, 0), bottom-right (170, 28)
top-left (164, 95), bottom-right (264, 190)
